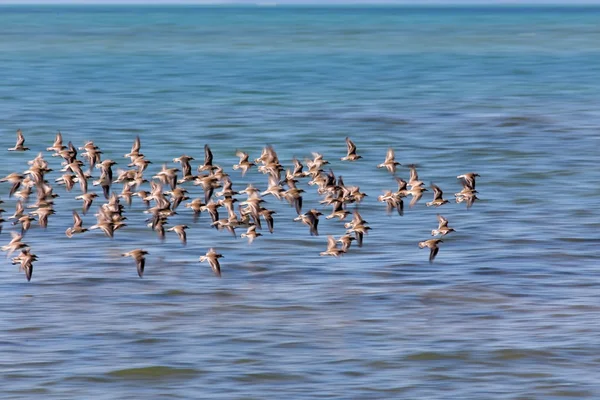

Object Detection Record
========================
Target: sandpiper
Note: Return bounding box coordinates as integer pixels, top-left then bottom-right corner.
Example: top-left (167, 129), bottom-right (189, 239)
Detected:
top-left (325, 200), bottom-right (351, 220)
top-left (233, 150), bottom-right (255, 177)
top-left (122, 249), bottom-right (148, 278)
top-left (457, 172), bottom-right (480, 191)
top-left (11, 248), bottom-right (37, 281)
top-left (198, 144), bottom-right (216, 172)
top-left (66, 210), bottom-right (88, 238)
top-left (260, 208), bottom-right (276, 233)
top-left (199, 248), bottom-right (223, 277)
top-left (2, 231), bottom-right (29, 257)
top-left (14, 214), bottom-right (35, 235)
top-left (337, 234), bottom-right (355, 252)
top-left (341, 137), bottom-right (362, 161)
top-left (124, 136), bottom-right (143, 160)
top-left (173, 154), bottom-right (195, 180)
top-left (47, 131), bottom-right (66, 153)
top-left (456, 191), bottom-right (479, 209)
top-left (294, 209), bottom-right (322, 236)
top-left (431, 214), bottom-right (455, 236)
top-left (240, 224), bottom-right (262, 244)
top-left (75, 192), bottom-right (99, 215)
top-left (320, 235), bottom-right (345, 257)
top-left (377, 147), bottom-right (401, 174)
top-left (418, 239), bottom-right (443, 263)
top-left (185, 198), bottom-right (205, 222)
top-left (0, 172), bottom-right (24, 198)
top-left (407, 185), bottom-right (428, 208)
top-left (407, 164), bottom-right (424, 188)
top-left (8, 129), bottom-right (29, 151)
top-left (426, 184), bottom-right (449, 207)
top-left (167, 224), bottom-right (189, 245)
top-left (346, 223), bottom-right (371, 247)
top-left (30, 206), bottom-right (55, 228)
top-left (378, 190), bottom-right (403, 216)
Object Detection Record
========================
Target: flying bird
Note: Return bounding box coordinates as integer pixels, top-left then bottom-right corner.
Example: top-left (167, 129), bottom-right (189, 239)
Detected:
top-left (199, 248), bottom-right (223, 277)
top-left (122, 249), bottom-right (149, 278)
top-left (341, 137), bottom-right (362, 161)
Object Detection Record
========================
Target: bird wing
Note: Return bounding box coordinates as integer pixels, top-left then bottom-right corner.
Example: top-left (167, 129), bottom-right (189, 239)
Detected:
top-left (16, 130), bottom-right (25, 146)
top-left (53, 132), bottom-right (63, 148)
top-left (437, 214), bottom-right (448, 227)
top-left (409, 166), bottom-right (418, 182)
top-left (204, 144), bottom-right (213, 166)
top-left (209, 258), bottom-right (221, 277)
top-left (431, 184), bottom-right (443, 200)
top-left (397, 198), bottom-right (404, 216)
top-left (326, 235), bottom-right (337, 250)
top-left (236, 151), bottom-right (249, 163)
top-left (385, 147), bottom-right (395, 162)
top-left (137, 257), bottom-right (145, 278)
top-left (429, 247), bottom-right (439, 263)
top-left (345, 137), bottom-right (357, 155)
top-left (131, 136), bottom-right (141, 153)
top-left (395, 177), bottom-right (407, 191)
top-left (409, 192), bottom-right (423, 207)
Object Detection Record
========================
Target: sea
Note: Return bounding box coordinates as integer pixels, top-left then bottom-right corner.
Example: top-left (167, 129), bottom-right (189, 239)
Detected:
top-left (0, 5), bottom-right (599, 399)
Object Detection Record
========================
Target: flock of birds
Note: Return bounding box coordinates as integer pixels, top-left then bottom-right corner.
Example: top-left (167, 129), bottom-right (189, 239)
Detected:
top-left (1, 130), bottom-right (480, 281)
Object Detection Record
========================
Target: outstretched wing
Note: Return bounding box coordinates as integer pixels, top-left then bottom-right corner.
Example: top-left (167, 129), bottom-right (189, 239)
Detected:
top-left (345, 137), bottom-right (357, 155)
top-left (16, 129), bottom-right (25, 147)
top-left (73, 210), bottom-right (83, 227)
top-left (204, 144), bottom-right (213, 166)
top-left (429, 247), bottom-right (439, 263)
top-left (431, 184), bottom-right (443, 200)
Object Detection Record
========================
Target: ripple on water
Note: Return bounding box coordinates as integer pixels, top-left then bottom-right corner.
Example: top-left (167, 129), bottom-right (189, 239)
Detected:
top-left (233, 372), bottom-right (307, 383)
top-left (404, 351), bottom-right (471, 362)
top-left (106, 366), bottom-right (201, 380)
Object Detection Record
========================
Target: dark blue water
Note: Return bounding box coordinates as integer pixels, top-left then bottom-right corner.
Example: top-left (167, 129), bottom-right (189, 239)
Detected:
top-left (1, 5), bottom-right (599, 399)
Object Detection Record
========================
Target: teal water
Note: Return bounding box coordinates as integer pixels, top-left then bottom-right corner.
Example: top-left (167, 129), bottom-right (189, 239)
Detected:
top-left (1, 5), bottom-right (600, 399)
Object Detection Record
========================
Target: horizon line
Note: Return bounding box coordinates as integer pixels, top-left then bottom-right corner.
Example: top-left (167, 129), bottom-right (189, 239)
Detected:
top-left (1, 0), bottom-right (600, 5)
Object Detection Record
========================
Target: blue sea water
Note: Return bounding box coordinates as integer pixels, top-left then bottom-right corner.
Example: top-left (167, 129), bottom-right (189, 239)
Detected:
top-left (1, 5), bottom-right (600, 399)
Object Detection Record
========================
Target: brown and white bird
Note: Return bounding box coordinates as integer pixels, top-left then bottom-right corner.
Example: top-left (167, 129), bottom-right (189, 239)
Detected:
top-left (337, 234), bottom-right (356, 252)
top-left (377, 190), bottom-right (403, 216)
top-left (75, 192), bottom-right (99, 215)
top-left (377, 147), bottom-right (400, 174)
top-left (124, 136), bottom-right (143, 160)
top-left (418, 239), bottom-right (443, 263)
top-left (0, 173), bottom-right (24, 198)
top-left (240, 224), bottom-right (262, 244)
top-left (455, 172), bottom-right (480, 209)
top-left (457, 172), bottom-right (480, 191)
top-left (233, 150), bottom-right (255, 177)
top-left (341, 137), bottom-right (362, 161)
top-left (293, 209), bottom-right (322, 236)
top-left (66, 210), bottom-right (88, 238)
top-left (431, 214), bottom-right (455, 236)
top-left (407, 164), bottom-right (424, 188)
top-left (320, 235), bottom-right (345, 257)
top-left (47, 131), bottom-right (66, 153)
top-left (456, 190), bottom-right (479, 209)
top-left (426, 184), bottom-right (449, 207)
top-left (167, 224), bottom-right (189, 245)
top-left (122, 249), bottom-right (149, 278)
top-left (173, 154), bottom-right (195, 180)
top-left (11, 248), bottom-right (37, 281)
top-left (199, 248), bottom-right (223, 277)
top-left (2, 231), bottom-right (29, 257)
top-left (198, 144), bottom-right (216, 172)
top-left (8, 129), bottom-right (29, 151)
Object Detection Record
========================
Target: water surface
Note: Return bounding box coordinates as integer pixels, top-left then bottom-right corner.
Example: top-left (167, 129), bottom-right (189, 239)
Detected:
top-left (1, 5), bottom-right (599, 399)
